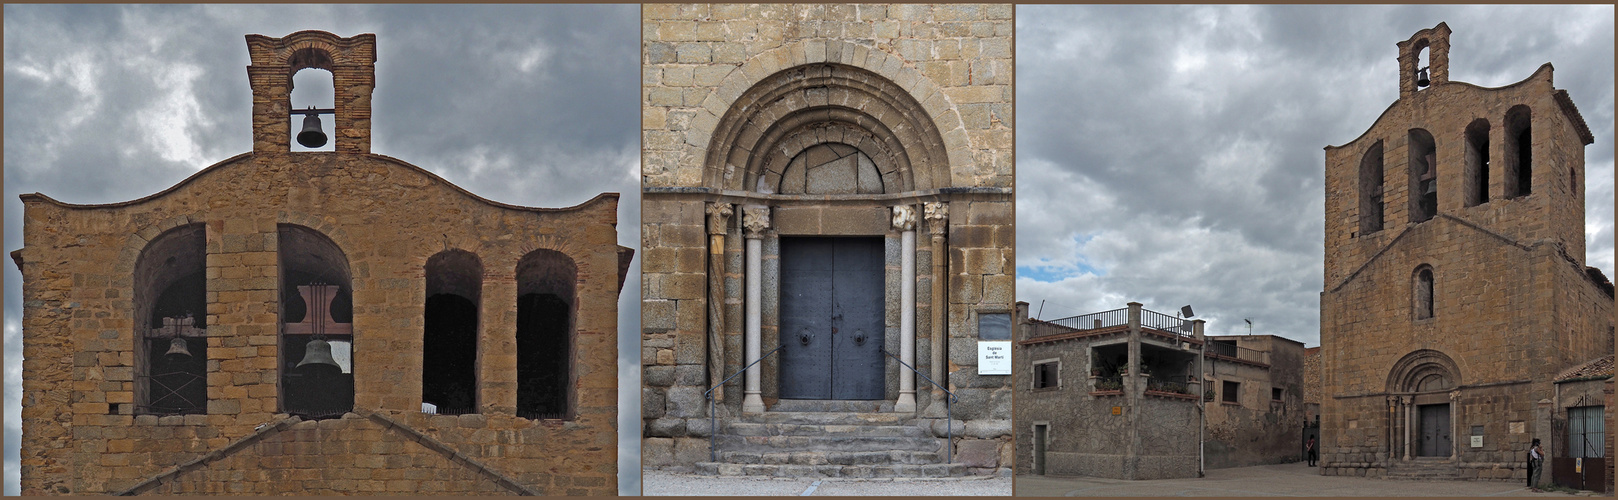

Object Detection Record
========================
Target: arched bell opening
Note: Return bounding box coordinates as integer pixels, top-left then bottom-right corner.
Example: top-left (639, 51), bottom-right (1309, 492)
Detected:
top-left (1463, 119), bottom-right (1491, 207)
top-left (289, 65), bottom-right (335, 152)
top-left (1504, 105), bottom-right (1533, 198)
top-left (1407, 128), bottom-right (1438, 223)
top-left (132, 223), bottom-right (208, 415)
top-left (423, 250), bottom-right (482, 415)
top-left (278, 224), bottom-right (354, 419)
top-left (515, 249), bottom-right (576, 420)
top-left (1358, 140), bottom-right (1386, 235)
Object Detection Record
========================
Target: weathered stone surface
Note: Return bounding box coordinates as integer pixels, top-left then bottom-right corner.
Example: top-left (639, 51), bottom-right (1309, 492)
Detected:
top-left (16, 31), bottom-right (624, 496)
top-left (954, 438), bottom-right (1000, 468)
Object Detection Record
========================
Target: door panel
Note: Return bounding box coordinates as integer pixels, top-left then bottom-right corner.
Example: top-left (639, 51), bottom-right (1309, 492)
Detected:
top-left (779, 237), bottom-right (885, 400)
top-left (1418, 404), bottom-right (1450, 457)
top-left (831, 238), bottom-right (884, 399)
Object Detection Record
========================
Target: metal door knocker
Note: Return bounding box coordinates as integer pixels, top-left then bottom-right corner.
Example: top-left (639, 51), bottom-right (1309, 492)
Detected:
top-left (853, 330), bottom-right (867, 346)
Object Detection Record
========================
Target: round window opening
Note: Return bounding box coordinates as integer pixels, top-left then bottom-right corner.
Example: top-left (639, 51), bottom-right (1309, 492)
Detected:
top-left (779, 143), bottom-right (884, 195)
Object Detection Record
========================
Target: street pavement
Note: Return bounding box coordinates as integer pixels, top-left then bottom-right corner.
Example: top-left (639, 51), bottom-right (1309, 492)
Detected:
top-left (642, 470), bottom-right (1012, 496)
top-left (1014, 462), bottom-right (1597, 497)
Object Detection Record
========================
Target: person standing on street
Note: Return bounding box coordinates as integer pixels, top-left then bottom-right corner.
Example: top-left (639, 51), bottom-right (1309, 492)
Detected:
top-left (1306, 437), bottom-right (1318, 467)
top-left (1527, 438), bottom-right (1544, 492)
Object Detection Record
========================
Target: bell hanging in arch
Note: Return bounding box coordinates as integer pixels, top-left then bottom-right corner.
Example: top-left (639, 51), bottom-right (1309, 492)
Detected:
top-left (296, 111), bottom-right (328, 148)
top-left (1415, 67), bottom-right (1431, 88)
top-left (163, 337), bottom-right (193, 364)
top-left (296, 338), bottom-right (343, 376)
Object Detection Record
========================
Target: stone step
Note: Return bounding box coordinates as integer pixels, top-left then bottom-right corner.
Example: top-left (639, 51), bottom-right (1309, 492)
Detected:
top-left (718, 450), bottom-right (944, 465)
top-left (770, 399), bottom-right (892, 413)
top-left (724, 422), bottom-right (932, 438)
top-left (695, 462), bottom-right (967, 478)
top-left (739, 411), bottom-right (911, 426)
top-left (713, 434), bottom-right (942, 453)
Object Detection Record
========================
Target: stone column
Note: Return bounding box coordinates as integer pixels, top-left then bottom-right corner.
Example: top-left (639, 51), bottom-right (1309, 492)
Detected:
top-left (1125, 302), bottom-right (1143, 477)
top-left (894, 205), bottom-right (918, 413)
top-left (706, 203), bottom-right (733, 402)
top-left (1387, 395), bottom-right (1398, 463)
top-left (924, 202), bottom-right (948, 398)
top-left (742, 206), bottom-right (770, 414)
top-left (1402, 395), bottom-right (1413, 461)
top-left (1449, 390), bottom-right (1460, 460)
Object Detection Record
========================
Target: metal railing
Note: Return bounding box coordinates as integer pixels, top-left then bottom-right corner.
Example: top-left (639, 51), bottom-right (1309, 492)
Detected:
top-left (1140, 309), bottom-right (1194, 338)
top-left (1144, 375), bottom-right (1193, 396)
top-left (1047, 308), bottom-right (1128, 331)
top-left (883, 349), bottom-right (959, 465)
top-left (705, 345), bottom-right (784, 462)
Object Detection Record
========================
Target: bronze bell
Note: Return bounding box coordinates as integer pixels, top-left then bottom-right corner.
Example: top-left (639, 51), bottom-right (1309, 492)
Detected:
top-left (296, 338), bottom-right (343, 375)
top-left (1416, 67), bottom-right (1431, 88)
top-left (164, 337), bottom-right (193, 364)
top-left (296, 111), bottom-right (328, 148)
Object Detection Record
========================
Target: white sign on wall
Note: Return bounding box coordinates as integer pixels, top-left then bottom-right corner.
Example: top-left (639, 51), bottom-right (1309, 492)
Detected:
top-left (1470, 435), bottom-right (1483, 448)
top-left (979, 341), bottom-right (1011, 375)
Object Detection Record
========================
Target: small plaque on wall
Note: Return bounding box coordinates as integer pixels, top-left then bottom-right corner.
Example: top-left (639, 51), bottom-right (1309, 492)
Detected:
top-left (979, 341), bottom-right (1011, 375)
top-left (1470, 435), bottom-right (1483, 448)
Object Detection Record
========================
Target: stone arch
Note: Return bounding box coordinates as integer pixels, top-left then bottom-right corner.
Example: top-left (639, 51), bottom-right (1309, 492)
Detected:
top-left (1387, 349), bottom-right (1462, 393)
top-left (1412, 264), bottom-right (1435, 320)
top-left (699, 39), bottom-right (967, 192)
top-left (423, 249), bottom-right (484, 415)
top-left (1463, 118), bottom-right (1491, 206)
top-left (278, 223), bottom-right (356, 418)
top-left (131, 223), bottom-right (208, 415)
top-left (245, 30), bottom-right (376, 153)
top-left (515, 248), bottom-right (578, 420)
top-left (1358, 140), bottom-right (1385, 234)
top-left (1504, 104), bottom-right (1533, 197)
top-left (1407, 128), bottom-right (1438, 223)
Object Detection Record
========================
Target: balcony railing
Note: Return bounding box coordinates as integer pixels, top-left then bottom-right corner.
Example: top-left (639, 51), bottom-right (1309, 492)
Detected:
top-left (1048, 307), bottom-right (1128, 331)
top-left (1140, 309), bottom-right (1194, 338)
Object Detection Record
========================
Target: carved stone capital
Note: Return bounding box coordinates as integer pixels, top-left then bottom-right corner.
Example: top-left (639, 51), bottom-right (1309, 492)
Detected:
top-left (892, 205), bottom-right (917, 232)
top-left (923, 202), bottom-right (948, 235)
top-left (742, 206), bottom-right (771, 239)
top-left (706, 202), bottom-right (734, 235)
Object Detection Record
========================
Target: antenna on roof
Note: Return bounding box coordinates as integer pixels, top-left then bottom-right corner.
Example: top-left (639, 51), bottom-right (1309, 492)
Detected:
top-left (1245, 318), bottom-right (1253, 335)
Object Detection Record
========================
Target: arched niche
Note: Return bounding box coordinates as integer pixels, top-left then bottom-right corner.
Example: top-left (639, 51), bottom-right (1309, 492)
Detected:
top-left (132, 223), bottom-right (208, 415)
top-left (278, 224), bottom-right (354, 418)
top-left (516, 248), bottom-right (577, 420)
top-left (422, 249), bottom-right (483, 415)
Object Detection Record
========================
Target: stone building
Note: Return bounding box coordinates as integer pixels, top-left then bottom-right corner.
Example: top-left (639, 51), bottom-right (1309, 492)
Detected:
top-left (1318, 23), bottom-right (1613, 483)
top-left (1202, 334), bottom-right (1307, 469)
top-left (1014, 302), bottom-right (1305, 479)
top-left (12, 31), bottom-right (632, 495)
top-left (639, 4), bottom-right (1015, 477)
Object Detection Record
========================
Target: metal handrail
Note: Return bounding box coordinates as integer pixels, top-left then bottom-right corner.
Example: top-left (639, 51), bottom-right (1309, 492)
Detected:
top-left (882, 349), bottom-right (959, 465)
top-left (705, 344), bottom-right (784, 462)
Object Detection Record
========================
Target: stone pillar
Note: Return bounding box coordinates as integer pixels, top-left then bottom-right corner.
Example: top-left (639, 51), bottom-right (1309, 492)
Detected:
top-left (706, 203), bottom-right (733, 402)
top-left (1125, 301), bottom-right (1143, 477)
top-left (1449, 390), bottom-right (1460, 460)
top-left (742, 206), bottom-right (769, 414)
top-left (1402, 395), bottom-right (1413, 461)
top-left (924, 202), bottom-right (948, 399)
top-left (1387, 396), bottom-right (1399, 463)
top-left (894, 205), bottom-right (918, 412)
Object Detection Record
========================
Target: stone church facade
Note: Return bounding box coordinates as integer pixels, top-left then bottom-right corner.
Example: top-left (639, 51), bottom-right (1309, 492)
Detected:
top-left (13, 31), bottom-right (631, 495)
top-left (640, 4), bottom-right (1015, 476)
top-left (1318, 23), bottom-right (1613, 482)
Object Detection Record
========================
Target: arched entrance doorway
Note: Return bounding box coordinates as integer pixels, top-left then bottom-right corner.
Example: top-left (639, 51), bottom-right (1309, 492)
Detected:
top-left (1388, 349), bottom-right (1462, 458)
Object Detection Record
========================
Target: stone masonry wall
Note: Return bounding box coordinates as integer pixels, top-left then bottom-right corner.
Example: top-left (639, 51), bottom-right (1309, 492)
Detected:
top-left (17, 152), bottom-right (623, 495)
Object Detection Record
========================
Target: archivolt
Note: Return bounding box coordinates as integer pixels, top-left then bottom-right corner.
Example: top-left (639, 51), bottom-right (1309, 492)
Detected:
top-left (1386, 349), bottom-right (1462, 393)
top-left (705, 63), bottom-right (950, 193)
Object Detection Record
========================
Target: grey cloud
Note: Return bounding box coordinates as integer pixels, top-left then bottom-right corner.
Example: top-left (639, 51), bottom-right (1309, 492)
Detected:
top-left (4, 4), bottom-right (639, 494)
top-left (1017, 5), bottom-right (1614, 348)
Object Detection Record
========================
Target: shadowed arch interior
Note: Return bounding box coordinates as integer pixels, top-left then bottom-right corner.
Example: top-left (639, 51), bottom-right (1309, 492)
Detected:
top-left (132, 224), bottom-right (208, 415)
top-left (516, 248), bottom-right (577, 420)
top-left (423, 250), bottom-right (483, 415)
top-left (278, 224), bottom-right (354, 418)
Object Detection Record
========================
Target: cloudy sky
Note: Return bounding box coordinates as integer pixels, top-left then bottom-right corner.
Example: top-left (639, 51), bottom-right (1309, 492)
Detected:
top-left (1016, 5), bottom-right (1614, 347)
top-left (2, 4), bottom-right (641, 495)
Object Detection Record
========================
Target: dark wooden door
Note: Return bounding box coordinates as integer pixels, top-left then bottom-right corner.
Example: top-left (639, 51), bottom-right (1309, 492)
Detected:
top-left (779, 237), bottom-right (885, 400)
top-left (1418, 404), bottom-right (1451, 457)
top-left (1033, 424), bottom-right (1048, 475)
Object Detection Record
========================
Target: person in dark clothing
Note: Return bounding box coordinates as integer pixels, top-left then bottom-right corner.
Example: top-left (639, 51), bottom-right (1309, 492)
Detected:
top-left (1527, 438), bottom-right (1544, 492)
top-left (1306, 437), bottom-right (1318, 467)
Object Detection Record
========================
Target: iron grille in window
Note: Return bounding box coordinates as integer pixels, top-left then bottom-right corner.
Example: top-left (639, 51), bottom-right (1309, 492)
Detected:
top-left (141, 316), bottom-right (207, 415)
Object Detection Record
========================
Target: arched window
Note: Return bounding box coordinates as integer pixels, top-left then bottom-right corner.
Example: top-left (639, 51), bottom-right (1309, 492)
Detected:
top-left (516, 249), bottom-right (577, 420)
top-left (1413, 42), bottom-right (1432, 90)
top-left (1463, 119), bottom-right (1490, 206)
top-left (278, 225), bottom-right (353, 418)
top-left (1414, 266), bottom-right (1435, 320)
top-left (1408, 129), bottom-right (1437, 223)
top-left (1359, 141), bottom-right (1385, 235)
top-left (289, 48), bottom-right (335, 152)
top-left (423, 250), bottom-right (482, 415)
top-left (133, 224), bottom-right (208, 415)
top-left (1504, 105), bottom-right (1532, 197)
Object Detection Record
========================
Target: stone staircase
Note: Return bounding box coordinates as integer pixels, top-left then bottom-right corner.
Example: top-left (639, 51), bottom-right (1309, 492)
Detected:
top-left (695, 400), bottom-right (965, 478)
top-left (1384, 458), bottom-right (1463, 480)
